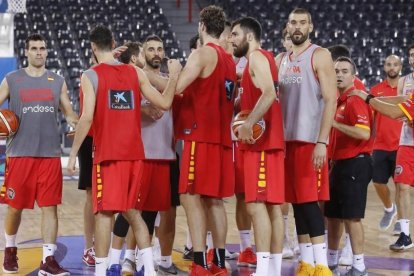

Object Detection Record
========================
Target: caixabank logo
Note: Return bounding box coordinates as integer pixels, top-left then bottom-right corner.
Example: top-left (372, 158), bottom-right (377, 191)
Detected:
top-left (109, 90), bottom-right (134, 110)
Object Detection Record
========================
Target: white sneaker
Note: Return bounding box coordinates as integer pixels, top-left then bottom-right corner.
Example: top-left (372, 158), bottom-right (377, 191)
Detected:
top-left (225, 249), bottom-right (239, 260)
top-left (339, 244), bottom-right (353, 266)
top-left (282, 240), bottom-right (294, 259)
top-left (152, 243), bottom-right (161, 267)
top-left (121, 258), bottom-right (135, 275)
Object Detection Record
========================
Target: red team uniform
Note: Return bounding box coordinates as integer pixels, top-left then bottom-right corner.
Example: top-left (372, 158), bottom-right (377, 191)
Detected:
top-left (238, 49), bottom-right (285, 203)
top-left (176, 43), bottom-right (236, 197)
top-left (89, 63), bottom-right (145, 212)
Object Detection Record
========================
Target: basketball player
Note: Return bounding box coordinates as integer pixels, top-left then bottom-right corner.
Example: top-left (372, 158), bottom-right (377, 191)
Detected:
top-left (67, 25), bottom-right (182, 276)
top-left (351, 44), bottom-right (414, 253)
top-left (0, 33), bottom-right (78, 275)
top-left (277, 8), bottom-right (337, 275)
top-left (326, 57), bottom-right (373, 276)
top-left (231, 17), bottom-right (285, 276)
top-left (370, 55), bottom-right (402, 232)
top-left (78, 56), bottom-right (97, 268)
top-left (275, 26), bottom-right (297, 259)
top-left (174, 5), bottom-right (237, 275)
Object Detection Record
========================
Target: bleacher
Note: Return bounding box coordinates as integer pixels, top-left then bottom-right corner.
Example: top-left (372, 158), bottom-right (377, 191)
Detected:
top-left (209, 0), bottom-right (414, 88)
top-left (13, 0), bottom-right (184, 116)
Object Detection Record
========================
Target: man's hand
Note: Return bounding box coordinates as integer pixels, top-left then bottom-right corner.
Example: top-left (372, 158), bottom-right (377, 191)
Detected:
top-left (112, 46), bottom-right (128, 59)
top-left (234, 123), bottom-right (255, 144)
top-left (142, 105), bottom-right (164, 120)
top-left (167, 59), bottom-right (182, 75)
top-left (67, 154), bottom-right (77, 175)
top-left (312, 143), bottom-right (327, 170)
top-left (349, 90), bottom-right (368, 101)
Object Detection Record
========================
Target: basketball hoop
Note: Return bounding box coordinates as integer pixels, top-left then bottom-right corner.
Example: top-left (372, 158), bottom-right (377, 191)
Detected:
top-left (6, 0), bottom-right (27, 13)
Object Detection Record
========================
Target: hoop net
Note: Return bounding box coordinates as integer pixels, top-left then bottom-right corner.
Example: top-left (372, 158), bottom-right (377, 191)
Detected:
top-left (6, 0), bottom-right (27, 13)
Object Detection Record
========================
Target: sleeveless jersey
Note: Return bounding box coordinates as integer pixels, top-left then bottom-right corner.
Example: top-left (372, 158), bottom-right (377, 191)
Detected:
top-left (239, 49), bottom-right (284, 151)
top-left (141, 96), bottom-right (175, 160)
top-left (278, 44), bottom-right (323, 143)
top-left (175, 43), bottom-right (237, 147)
top-left (6, 69), bottom-right (64, 157)
top-left (89, 63), bottom-right (145, 163)
top-left (79, 86), bottom-right (93, 137)
top-left (399, 73), bottom-right (414, 146)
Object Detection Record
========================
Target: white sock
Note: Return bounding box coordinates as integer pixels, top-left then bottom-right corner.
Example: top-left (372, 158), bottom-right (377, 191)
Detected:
top-left (136, 248), bottom-right (143, 271)
top-left (206, 231), bottom-right (214, 250)
top-left (42, 244), bottom-right (56, 263)
top-left (399, 219), bottom-right (410, 236)
top-left (160, 255), bottom-right (172, 268)
top-left (283, 216), bottom-right (289, 240)
top-left (325, 230), bottom-right (328, 243)
top-left (154, 212), bottom-right (161, 228)
top-left (256, 252), bottom-right (270, 275)
top-left (353, 254), bottom-right (365, 271)
top-left (268, 253), bottom-right (282, 276)
top-left (153, 237), bottom-right (160, 247)
top-left (327, 249), bottom-right (338, 267)
top-left (109, 248), bottom-right (121, 266)
top-left (5, 233), bottom-right (16, 248)
top-left (124, 249), bottom-right (135, 262)
top-left (299, 243), bottom-right (314, 265)
top-left (344, 233), bottom-right (352, 251)
top-left (95, 257), bottom-right (108, 275)
top-left (186, 228), bottom-right (193, 249)
top-left (239, 230), bottom-right (252, 251)
top-left (140, 247), bottom-right (155, 273)
top-left (384, 203), bottom-right (394, 213)
top-left (313, 243), bottom-right (328, 266)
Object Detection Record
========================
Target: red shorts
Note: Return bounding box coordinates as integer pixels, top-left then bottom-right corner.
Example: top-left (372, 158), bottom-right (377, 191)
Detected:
top-left (92, 160), bottom-right (144, 213)
top-left (179, 141), bottom-right (235, 198)
top-left (0, 157), bottom-right (62, 209)
top-left (234, 142), bottom-right (245, 194)
top-left (285, 142), bottom-right (329, 203)
top-left (241, 150), bottom-right (285, 204)
top-left (394, 146), bottom-right (414, 186)
top-left (136, 160), bottom-right (171, 211)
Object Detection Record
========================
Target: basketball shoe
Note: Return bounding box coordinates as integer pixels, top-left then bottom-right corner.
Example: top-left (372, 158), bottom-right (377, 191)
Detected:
top-left (313, 264), bottom-right (333, 276)
top-left (182, 246), bottom-right (194, 260)
top-left (189, 263), bottom-right (213, 276)
top-left (209, 263), bottom-right (228, 275)
top-left (3, 247), bottom-right (18, 273)
top-left (237, 247), bottom-right (257, 267)
top-left (389, 232), bottom-right (414, 251)
top-left (295, 260), bottom-right (315, 276)
top-left (82, 247), bottom-right (95, 267)
top-left (38, 256), bottom-right (70, 276)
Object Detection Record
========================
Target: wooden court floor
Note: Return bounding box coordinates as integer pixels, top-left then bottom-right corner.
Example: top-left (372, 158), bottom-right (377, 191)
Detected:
top-left (0, 178), bottom-right (413, 275)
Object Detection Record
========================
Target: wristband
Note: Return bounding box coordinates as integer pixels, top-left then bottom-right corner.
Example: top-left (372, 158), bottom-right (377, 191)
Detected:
top-left (317, 141), bottom-right (327, 146)
top-left (365, 94), bottom-right (375, 104)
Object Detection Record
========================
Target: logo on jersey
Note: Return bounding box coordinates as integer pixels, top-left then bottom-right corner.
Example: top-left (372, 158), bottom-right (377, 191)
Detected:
top-left (7, 188), bottom-right (15, 200)
top-left (224, 79), bottom-right (235, 101)
top-left (395, 165), bottom-right (403, 175)
top-left (109, 90), bottom-right (134, 110)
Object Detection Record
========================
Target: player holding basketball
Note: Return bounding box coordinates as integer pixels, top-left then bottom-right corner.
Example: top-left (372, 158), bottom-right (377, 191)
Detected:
top-left (325, 57), bottom-right (373, 276)
top-left (231, 17), bottom-right (285, 276)
top-left (174, 5), bottom-right (236, 275)
top-left (67, 25), bottom-right (181, 276)
top-left (0, 33), bottom-right (78, 275)
top-left (277, 8), bottom-right (337, 275)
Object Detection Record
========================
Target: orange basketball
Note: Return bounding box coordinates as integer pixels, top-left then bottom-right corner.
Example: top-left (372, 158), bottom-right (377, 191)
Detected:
top-left (0, 109), bottom-right (19, 137)
top-left (232, 110), bottom-right (265, 141)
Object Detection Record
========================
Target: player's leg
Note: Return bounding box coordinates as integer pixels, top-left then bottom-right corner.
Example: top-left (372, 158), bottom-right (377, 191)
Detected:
top-left (267, 204), bottom-right (283, 276)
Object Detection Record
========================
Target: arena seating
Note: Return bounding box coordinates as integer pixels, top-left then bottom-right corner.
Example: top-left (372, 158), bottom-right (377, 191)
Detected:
top-left (209, 0), bottom-right (414, 88)
top-left (13, 0), bottom-right (184, 116)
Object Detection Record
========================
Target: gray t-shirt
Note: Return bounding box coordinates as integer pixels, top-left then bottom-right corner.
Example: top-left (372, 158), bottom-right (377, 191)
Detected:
top-left (6, 69), bottom-right (64, 157)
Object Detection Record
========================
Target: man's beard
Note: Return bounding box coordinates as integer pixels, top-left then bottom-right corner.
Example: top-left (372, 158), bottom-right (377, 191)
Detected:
top-left (233, 39), bottom-right (249, 58)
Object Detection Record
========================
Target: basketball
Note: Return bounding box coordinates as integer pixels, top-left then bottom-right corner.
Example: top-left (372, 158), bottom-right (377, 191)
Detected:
top-left (232, 110), bottom-right (266, 141)
top-left (0, 109), bottom-right (19, 137)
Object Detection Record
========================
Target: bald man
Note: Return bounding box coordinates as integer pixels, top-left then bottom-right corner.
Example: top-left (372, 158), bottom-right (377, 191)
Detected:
top-left (370, 55), bottom-right (403, 232)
